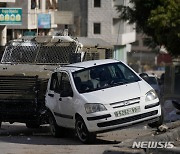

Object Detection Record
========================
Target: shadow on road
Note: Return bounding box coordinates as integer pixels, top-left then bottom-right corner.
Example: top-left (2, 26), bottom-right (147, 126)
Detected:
top-left (0, 123), bottom-right (120, 145)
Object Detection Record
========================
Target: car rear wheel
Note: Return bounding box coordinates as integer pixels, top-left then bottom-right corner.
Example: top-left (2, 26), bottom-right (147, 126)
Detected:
top-left (48, 112), bottom-right (64, 137)
top-left (75, 117), bottom-right (96, 144)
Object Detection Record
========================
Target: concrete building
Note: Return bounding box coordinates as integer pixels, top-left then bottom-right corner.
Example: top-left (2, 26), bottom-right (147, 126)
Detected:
top-left (0, 0), bottom-right (16, 46)
top-left (5, 0), bottom-right (73, 41)
top-left (6, 0), bottom-right (58, 40)
top-left (59, 0), bottom-right (136, 63)
top-left (0, 0), bottom-right (16, 58)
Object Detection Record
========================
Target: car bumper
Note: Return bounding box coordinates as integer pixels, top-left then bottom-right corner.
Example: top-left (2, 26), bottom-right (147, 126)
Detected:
top-left (84, 103), bottom-right (161, 133)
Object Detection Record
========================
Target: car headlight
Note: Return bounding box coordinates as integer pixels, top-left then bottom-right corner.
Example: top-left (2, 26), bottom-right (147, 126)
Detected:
top-left (84, 103), bottom-right (107, 114)
top-left (145, 89), bottom-right (158, 102)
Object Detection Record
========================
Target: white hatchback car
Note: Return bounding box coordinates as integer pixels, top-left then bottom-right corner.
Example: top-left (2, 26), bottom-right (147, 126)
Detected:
top-left (45, 59), bottom-right (162, 143)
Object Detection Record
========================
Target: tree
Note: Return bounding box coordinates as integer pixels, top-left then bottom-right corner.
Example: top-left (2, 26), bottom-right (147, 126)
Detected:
top-left (117, 0), bottom-right (180, 56)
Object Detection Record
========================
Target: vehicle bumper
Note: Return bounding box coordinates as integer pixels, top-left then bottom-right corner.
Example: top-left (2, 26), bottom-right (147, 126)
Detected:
top-left (84, 103), bottom-right (161, 133)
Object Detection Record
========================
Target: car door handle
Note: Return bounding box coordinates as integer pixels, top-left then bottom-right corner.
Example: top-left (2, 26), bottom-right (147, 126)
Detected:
top-left (48, 93), bottom-right (54, 97)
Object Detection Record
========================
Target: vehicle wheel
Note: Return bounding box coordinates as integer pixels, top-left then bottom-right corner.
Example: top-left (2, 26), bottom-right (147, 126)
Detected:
top-left (75, 117), bottom-right (96, 144)
top-left (26, 122), bottom-right (40, 129)
top-left (0, 121), bottom-right (2, 128)
top-left (48, 112), bottom-right (64, 138)
top-left (148, 110), bottom-right (164, 128)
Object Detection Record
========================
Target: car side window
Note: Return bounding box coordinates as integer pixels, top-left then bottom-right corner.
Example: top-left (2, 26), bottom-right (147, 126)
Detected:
top-left (60, 72), bottom-right (73, 97)
top-left (50, 72), bottom-right (61, 92)
top-left (50, 73), bottom-right (58, 91)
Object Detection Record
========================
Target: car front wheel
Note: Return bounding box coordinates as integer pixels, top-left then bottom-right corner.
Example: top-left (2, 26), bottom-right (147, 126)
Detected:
top-left (148, 111), bottom-right (164, 128)
top-left (75, 117), bottom-right (96, 144)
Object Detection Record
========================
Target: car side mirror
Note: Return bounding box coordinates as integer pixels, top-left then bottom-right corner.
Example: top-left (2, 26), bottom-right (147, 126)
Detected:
top-left (139, 73), bottom-right (149, 82)
top-left (61, 90), bottom-right (73, 97)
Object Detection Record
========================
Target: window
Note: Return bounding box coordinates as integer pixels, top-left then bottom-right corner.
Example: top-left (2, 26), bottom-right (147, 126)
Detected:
top-left (50, 72), bottom-right (61, 92)
top-left (94, 23), bottom-right (101, 34)
top-left (60, 72), bottom-right (73, 96)
top-left (94, 0), bottom-right (101, 7)
top-left (50, 72), bottom-right (73, 96)
top-left (31, 0), bottom-right (36, 9)
top-left (50, 73), bottom-right (58, 91)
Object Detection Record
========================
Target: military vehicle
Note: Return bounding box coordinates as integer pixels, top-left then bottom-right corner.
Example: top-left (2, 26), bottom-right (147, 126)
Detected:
top-left (0, 35), bottom-right (83, 128)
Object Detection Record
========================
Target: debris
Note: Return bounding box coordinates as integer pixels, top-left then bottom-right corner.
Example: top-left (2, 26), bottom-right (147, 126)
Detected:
top-left (143, 126), bottom-right (147, 129)
top-left (158, 124), bottom-right (169, 132)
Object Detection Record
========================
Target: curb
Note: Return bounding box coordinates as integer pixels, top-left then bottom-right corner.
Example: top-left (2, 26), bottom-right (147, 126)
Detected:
top-left (103, 121), bottom-right (180, 154)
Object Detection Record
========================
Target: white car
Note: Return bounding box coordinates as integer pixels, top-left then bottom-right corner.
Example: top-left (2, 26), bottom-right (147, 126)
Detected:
top-left (45, 59), bottom-right (162, 143)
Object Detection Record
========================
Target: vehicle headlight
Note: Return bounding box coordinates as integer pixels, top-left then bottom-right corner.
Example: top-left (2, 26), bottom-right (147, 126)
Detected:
top-left (84, 103), bottom-right (107, 114)
top-left (145, 89), bottom-right (158, 102)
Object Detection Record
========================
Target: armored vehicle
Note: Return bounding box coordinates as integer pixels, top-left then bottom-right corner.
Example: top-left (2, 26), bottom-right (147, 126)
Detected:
top-left (0, 35), bottom-right (83, 128)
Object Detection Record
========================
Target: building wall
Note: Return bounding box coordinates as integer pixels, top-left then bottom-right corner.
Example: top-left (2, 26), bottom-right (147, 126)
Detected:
top-left (87, 0), bottom-right (135, 46)
top-left (7, 0), bottom-right (29, 29)
top-left (58, 0), bottom-right (136, 63)
top-left (58, 0), bottom-right (87, 36)
top-left (87, 0), bottom-right (136, 63)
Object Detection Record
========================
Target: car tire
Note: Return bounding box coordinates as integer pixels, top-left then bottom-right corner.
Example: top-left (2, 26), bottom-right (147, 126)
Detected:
top-left (148, 110), bottom-right (164, 128)
top-left (48, 112), bottom-right (65, 138)
top-left (75, 117), bottom-right (96, 144)
top-left (26, 122), bottom-right (40, 129)
top-left (0, 121), bottom-right (2, 128)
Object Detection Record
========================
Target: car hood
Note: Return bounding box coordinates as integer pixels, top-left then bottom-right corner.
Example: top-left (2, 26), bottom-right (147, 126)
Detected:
top-left (81, 81), bottom-right (144, 104)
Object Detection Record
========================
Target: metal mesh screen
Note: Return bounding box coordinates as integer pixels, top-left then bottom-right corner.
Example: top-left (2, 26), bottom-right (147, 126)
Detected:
top-left (1, 41), bottom-right (79, 64)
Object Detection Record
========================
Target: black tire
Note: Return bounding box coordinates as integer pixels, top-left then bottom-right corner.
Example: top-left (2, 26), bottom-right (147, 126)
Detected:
top-left (26, 122), bottom-right (40, 129)
top-left (0, 121), bottom-right (2, 128)
top-left (148, 110), bottom-right (164, 128)
top-left (75, 117), bottom-right (96, 144)
top-left (48, 112), bottom-right (64, 138)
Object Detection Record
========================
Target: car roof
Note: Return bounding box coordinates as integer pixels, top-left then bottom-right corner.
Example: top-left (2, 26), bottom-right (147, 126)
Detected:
top-left (55, 59), bottom-right (119, 72)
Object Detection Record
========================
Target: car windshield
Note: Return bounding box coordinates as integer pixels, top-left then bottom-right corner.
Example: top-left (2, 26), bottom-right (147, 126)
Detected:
top-left (73, 62), bottom-right (140, 93)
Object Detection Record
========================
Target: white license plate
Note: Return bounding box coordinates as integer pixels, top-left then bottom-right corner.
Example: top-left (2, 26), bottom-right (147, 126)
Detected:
top-left (114, 106), bottom-right (141, 117)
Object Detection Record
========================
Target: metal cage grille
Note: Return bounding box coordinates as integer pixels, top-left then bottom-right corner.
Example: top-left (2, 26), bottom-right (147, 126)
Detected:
top-left (1, 40), bottom-right (80, 64)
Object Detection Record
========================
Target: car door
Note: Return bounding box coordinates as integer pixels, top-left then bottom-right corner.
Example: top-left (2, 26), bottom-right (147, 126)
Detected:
top-left (46, 72), bottom-right (62, 125)
top-left (53, 71), bottom-right (75, 128)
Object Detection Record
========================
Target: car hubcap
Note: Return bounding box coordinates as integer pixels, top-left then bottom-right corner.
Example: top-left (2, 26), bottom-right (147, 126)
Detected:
top-left (76, 120), bottom-right (87, 142)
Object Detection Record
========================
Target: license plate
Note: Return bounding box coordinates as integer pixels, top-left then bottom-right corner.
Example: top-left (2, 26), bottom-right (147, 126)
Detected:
top-left (114, 106), bottom-right (141, 117)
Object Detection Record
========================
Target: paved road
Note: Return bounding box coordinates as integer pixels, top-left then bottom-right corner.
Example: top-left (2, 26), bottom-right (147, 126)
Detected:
top-left (0, 122), bottom-right (154, 154)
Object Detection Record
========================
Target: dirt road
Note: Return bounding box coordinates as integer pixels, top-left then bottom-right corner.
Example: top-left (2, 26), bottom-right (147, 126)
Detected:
top-left (0, 122), bottom-right (154, 154)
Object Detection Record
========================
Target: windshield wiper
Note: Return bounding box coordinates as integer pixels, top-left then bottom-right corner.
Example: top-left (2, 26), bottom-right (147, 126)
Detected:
top-left (109, 80), bottom-right (129, 86)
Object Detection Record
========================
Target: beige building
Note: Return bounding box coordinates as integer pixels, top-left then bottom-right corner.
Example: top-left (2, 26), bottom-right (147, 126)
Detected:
top-left (59, 0), bottom-right (136, 63)
top-left (0, 0), bottom-right (16, 46)
top-left (5, 0), bottom-right (73, 40)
